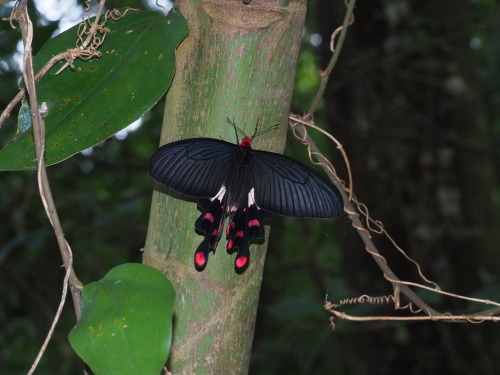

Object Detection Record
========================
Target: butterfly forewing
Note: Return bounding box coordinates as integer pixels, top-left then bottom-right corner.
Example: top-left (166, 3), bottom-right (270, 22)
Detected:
top-left (149, 138), bottom-right (236, 199)
top-left (249, 150), bottom-right (343, 218)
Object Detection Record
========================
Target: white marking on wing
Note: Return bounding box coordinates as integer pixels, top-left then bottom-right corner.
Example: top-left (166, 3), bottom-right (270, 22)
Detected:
top-left (211, 185), bottom-right (226, 201)
top-left (248, 187), bottom-right (256, 206)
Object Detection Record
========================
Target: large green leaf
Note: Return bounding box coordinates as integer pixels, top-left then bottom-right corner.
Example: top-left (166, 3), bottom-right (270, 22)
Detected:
top-left (0, 9), bottom-right (188, 171)
top-left (69, 263), bottom-right (175, 375)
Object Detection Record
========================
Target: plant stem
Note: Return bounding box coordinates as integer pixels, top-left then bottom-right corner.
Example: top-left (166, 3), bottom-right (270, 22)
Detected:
top-left (15, 0), bottom-right (83, 318)
top-left (307, 0), bottom-right (356, 116)
top-left (143, 1), bottom-right (307, 373)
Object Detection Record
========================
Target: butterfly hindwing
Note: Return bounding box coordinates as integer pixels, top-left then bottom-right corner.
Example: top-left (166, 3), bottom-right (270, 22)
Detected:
top-left (226, 189), bottom-right (272, 271)
top-left (194, 195), bottom-right (225, 270)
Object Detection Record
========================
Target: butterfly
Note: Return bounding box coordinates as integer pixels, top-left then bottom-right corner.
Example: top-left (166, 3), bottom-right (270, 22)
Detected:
top-left (149, 119), bottom-right (343, 271)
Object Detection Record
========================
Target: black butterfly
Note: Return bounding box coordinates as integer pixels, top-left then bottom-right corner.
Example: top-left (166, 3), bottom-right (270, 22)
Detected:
top-left (149, 119), bottom-right (343, 271)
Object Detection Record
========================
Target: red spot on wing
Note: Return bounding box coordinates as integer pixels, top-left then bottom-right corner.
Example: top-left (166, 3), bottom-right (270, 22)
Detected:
top-left (235, 230), bottom-right (244, 239)
top-left (227, 239), bottom-right (234, 249)
top-left (235, 256), bottom-right (248, 269)
top-left (212, 229), bottom-right (218, 236)
top-left (195, 252), bottom-right (206, 267)
top-left (204, 212), bottom-right (215, 222)
top-left (226, 221), bottom-right (236, 235)
top-left (248, 219), bottom-right (260, 227)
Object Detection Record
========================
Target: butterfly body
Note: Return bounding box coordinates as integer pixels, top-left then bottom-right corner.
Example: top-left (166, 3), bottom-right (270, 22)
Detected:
top-left (150, 128), bottom-right (343, 271)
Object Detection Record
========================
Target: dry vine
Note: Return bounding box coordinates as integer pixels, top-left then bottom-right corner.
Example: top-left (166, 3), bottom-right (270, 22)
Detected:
top-left (12, 2), bottom-right (80, 374)
top-left (5, 1), bottom-right (135, 373)
top-left (288, 0), bottom-right (500, 327)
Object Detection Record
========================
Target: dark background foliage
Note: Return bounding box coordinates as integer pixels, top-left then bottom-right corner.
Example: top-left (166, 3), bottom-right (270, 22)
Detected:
top-left (1, 0), bottom-right (499, 374)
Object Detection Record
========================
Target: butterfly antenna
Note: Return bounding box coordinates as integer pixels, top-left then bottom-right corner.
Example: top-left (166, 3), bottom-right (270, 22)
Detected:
top-left (252, 122), bottom-right (280, 140)
top-left (226, 118), bottom-right (246, 142)
top-left (227, 117), bottom-right (279, 141)
top-left (250, 116), bottom-right (261, 139)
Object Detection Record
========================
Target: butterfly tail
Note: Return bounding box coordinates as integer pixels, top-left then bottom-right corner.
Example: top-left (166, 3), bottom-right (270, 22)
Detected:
top-left (194, 198), bottom-right (225, 270)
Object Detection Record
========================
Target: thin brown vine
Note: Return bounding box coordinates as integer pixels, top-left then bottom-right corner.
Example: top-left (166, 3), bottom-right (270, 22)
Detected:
top-left (288, 0), bottom-right (500, 326)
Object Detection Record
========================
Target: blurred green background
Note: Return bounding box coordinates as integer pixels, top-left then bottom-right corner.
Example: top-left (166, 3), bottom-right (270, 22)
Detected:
top-left (1, 0), bottom-right (499, 374)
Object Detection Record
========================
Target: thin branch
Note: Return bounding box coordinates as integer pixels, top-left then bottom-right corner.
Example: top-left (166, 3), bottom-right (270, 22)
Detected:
top-left (385, 276), bottom-right (500, 308)
top-left (0, 51), bottom-right (73, 128)
top-left (325, 303), bottom-right (500, 324)
top-left (289, 0), bottom-right (437, 317)
top-left (27, 250), bottom-right (73, 375)
top-left (289, 114), bottom-right (353, 200)
top-left (16, 0), bottom-right (83, 316)
top-left (14, 1), bottom-right (83, 372)
top-left (288, 0), bottom-right (500, 324)
top-left (288, 119), bottom-right (440, 316)
top-left (291, 114), bottom-right (500, 322)
top-left (306, 0), bottom-right (356, 116)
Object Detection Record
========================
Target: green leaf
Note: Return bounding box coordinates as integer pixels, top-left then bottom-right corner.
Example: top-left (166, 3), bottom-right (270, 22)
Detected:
top-left (0, 9), bottom-right (188, 171)
top-left (69, 263), bottom-right (175, 375)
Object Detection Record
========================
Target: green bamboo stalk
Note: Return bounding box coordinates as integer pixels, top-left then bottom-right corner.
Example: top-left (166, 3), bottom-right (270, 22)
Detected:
top-left (144, 1), bottom-right (306, 373)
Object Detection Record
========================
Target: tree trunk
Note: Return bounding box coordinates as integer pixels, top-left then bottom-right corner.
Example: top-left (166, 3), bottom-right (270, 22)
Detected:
top-left (144, 0), bottom-right (306, 373)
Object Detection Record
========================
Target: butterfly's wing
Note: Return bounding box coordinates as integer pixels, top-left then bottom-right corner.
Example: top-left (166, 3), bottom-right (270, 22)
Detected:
top-left (249, 150), bottom-right (343, 218)
top-left (225, 189), bottom-right (273, 271)
top-left (194, 196), bottom-right (226, 270)
top-left (150, 138), bottom-right (239, 269)
top-left (149, 138), bottom-right (236, 199)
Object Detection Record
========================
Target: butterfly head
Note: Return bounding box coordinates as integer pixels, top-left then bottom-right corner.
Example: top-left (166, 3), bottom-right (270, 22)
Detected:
top-left (226, 117), bottom-right (279, 148)
top-left (240, 136), bottom-right (252, 149)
